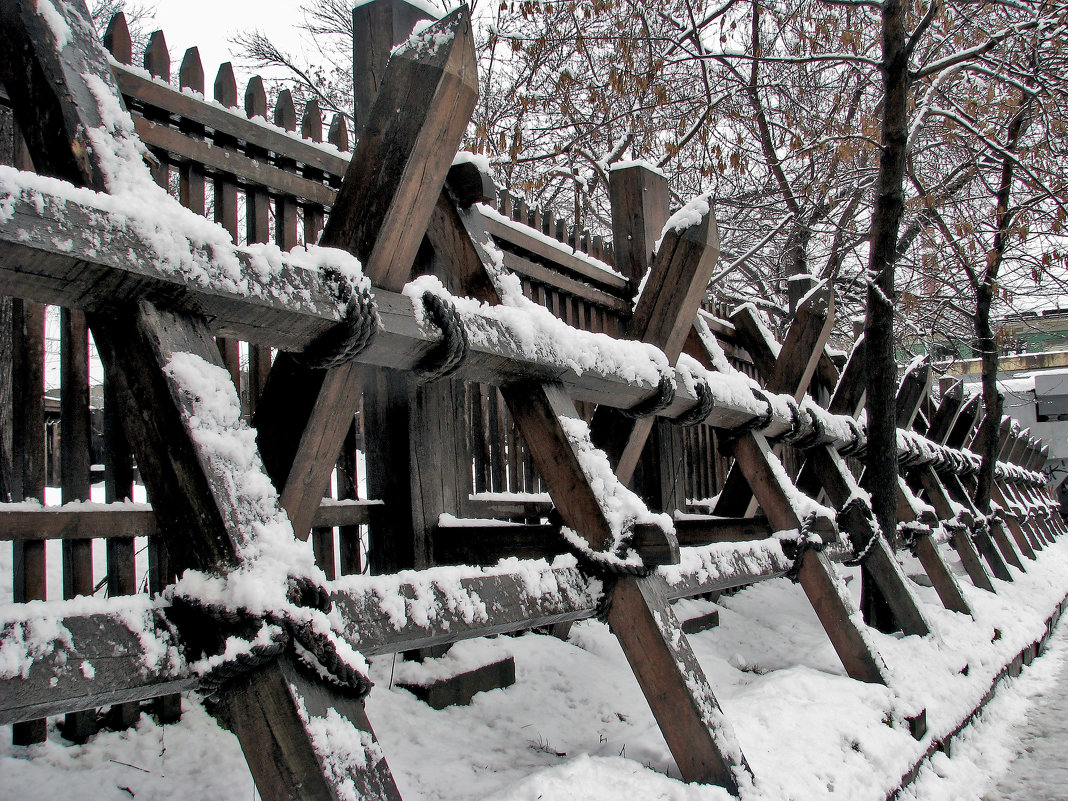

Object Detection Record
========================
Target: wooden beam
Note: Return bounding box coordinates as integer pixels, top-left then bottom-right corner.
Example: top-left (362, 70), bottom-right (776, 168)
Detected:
top-left (2, 537), bottom-right (825, 727)
top-left (0, 500), bottom-right (377, 541)
top-left (429, 180), bottom-right (750, 790)
top-left (591, 184), bottom-right (719, 490)
top-left (254, 8), bottom-right (479, 545)
top-left (912, 465), bottom-right (995, 592)
top-left (724, 293), bottom-right (932, 639)
top-left (727, 432), bottom-right (890, 684)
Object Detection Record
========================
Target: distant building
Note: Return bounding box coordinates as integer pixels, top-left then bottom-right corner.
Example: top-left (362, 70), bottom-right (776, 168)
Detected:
top-left (941, 353), bottom-right (1068, 511)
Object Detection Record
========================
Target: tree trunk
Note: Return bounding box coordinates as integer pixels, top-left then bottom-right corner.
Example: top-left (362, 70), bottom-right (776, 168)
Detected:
top-left (974, 90), bottom-right (1031, 514)
top-left (861, 0), bottom-right (908, 629)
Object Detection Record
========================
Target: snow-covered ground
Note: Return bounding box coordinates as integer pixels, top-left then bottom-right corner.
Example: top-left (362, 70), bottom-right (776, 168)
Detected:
top-left (2, 531), bottom-right (1067, 801)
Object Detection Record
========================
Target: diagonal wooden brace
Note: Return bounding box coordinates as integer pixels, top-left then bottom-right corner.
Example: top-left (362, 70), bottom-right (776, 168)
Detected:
top-left (725, 295), bottom-right (932, 637)
top-left (253, 6), bottom-right (479, 542)
top-left (0, 4), bottom-right (400, 797)
top-left (727, 431), bottom-right (890, 684)
top-left (427, 184), bottom-right (752, 792)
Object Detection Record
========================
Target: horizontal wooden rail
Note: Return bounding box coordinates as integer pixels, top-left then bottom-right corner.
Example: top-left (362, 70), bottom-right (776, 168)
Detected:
top-left (0, 537), bottom-right (855, 726)
top-left (132, 117), bottom-right (337, 206)
top-left (113, 64), bottom-right (349, 175)
top-left (0, 182), bottom-right (1049, 492)
top-left (0, 499), bottom-right (380, 541)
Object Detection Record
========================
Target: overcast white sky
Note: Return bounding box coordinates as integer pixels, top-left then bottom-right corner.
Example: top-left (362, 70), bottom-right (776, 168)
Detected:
top-left (138, 0), bottom-right (309, 82)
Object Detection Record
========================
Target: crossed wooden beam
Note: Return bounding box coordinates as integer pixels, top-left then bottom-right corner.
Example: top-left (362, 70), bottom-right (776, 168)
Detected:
top-left (0, 3), bottom-right (1060, 799)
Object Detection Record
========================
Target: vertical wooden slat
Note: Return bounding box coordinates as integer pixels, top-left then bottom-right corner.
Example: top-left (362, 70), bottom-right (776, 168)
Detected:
top-left (103, 370), bottom-right (145, 729)
top-left (178, 48), bottom-right (206, 214)
top-left (211, 62), bottom-right (242, 389)
top-left (103, 13), bottom-right (132, 65)
top-left (301, 99), bottom-right (325, 245)
top-left (60, 307), bottom-right (95, 741)
top-left (142, 30), bottom-right (171, 188)
top-left (244, 76), bottom-right (272, 414)
top-left (11, 298), bottom-right (47, 746)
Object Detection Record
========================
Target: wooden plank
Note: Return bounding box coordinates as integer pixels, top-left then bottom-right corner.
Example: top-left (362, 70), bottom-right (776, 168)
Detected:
top-left (130, 116), bottom-right (337, 205)
top-left (913, 466), bottom-right (996, 592)
top-left (60, 306), bottom-right (98, 741)
top-left (727, 432), bottom-right (889, 684)
top-left (10, 297), bottom-right (47, 745)
top-left (608, 162), bottom-right (671, 286)
top-left (498, 249), bottom-right (629, 311)
top-left (433, 173), bottom-right (749, 791)
top-left (940, 472), bottom-right (1015, 581)
top-left (481, 213), bottom-right (626, 291)
top-left (590, 178), bottom-right (719, 487)
top-left (714, 290), bottom-right (833, 518)
top-left (254, 8), bottom-right (479, 546)
top-left (805, 445), bottom-right (932, 636)
top-left (111, 64), bottom-right (350, 176)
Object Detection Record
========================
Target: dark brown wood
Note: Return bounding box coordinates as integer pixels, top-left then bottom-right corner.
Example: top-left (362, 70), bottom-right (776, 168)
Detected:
top-left (608, 163), bottom-right (671, 285)
top-left (130, 116), bottom-right (336, 205)
top-left (914, 465), bottom-right (995, 592)
top-left (432, 161), bottom-right (748, 792)
top-left (302, 99), bottom-right (326, 244)
top-left (352, 0), bottom-right (435, 134)
top-left (591, 172), bottom-right (718, 489)
top-left (946, 391), bottom-right (982, 450)
top-left (398, 657), bottom-right (516, 710)
top-left (60, 306), bottom-right (97, 741)
top-left (329, 113), bottom-right (350, 152)
top-left (928, 381), bottom-right (964, 445)
top-left (940, 472), bottom-right (1014, 581)
top-left (726, 432), bottom-right (890, 684)
top-left (103, 12), bottom-right (132, 65)
top-left (110, 64), bottom-right (348, 176)
top-left (10, 298), bottom-right (47, 745)
top-left (806, 445), bottom-right (931, 636)
top-left (255, 9), bottom-right (479, 546)
top-left (433, 516), bottom-right (773, 564)
top-left (211, 63), bottom-right (241, 389)
top-left (0, 500), bottom-right (376, 542)
top-left (1, 5), bottom-right (400, 795)
top-left (895, 359), bottom-right (931, 430)
top-left (714, 289), bottom-right (834, 519)
top-left (144, 30), bottom-right (169, 81)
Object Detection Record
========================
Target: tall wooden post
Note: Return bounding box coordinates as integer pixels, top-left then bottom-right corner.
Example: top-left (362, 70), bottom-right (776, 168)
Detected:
top-left (601, 163), bottom-right (686, 513)
top-left (352, 0), bottom-right (433, 135)
top-left (59, 307), bottom-right (96, 741)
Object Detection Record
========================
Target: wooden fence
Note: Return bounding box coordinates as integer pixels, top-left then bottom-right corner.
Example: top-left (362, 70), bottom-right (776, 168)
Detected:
top-left (0, 2), bottom-right (1064, 799)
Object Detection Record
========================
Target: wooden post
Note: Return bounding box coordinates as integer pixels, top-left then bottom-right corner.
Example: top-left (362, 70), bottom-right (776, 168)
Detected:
top-left (352, 0), bottom-right (434, 135)
top-left (592, 164), bottom-right (714, 514)
top-left (254, 6), bottom-right (479, 545)
top-left (725, 294), bottom-right (932, 638)
top-left (425, 169), bottom-right (753, 790)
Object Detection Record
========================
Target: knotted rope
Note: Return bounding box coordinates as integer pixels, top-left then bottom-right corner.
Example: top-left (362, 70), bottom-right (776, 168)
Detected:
top-left (620, 373), bottom-right (677, 419)
top-left (671, 378), bottom-right (715, 427)
top-left (414, 291), bottom-right (469, 382)
top-left (782, 511), bottom-right (825, 582)
top-left (296, 267), bottom-right (379, 370)
top-left (176, 575), bottom-right (372, 707)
